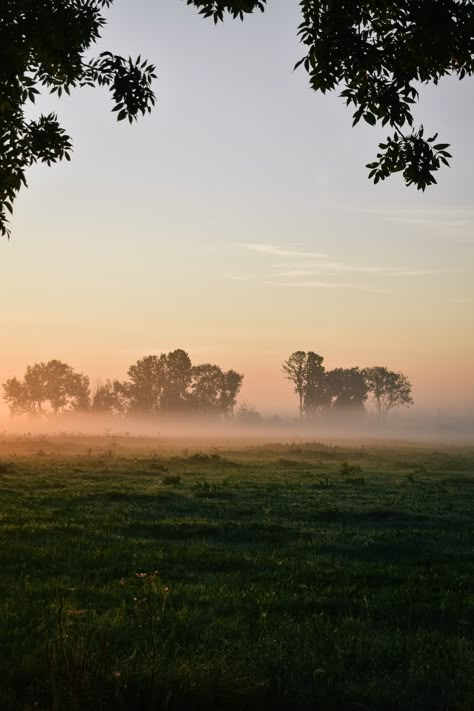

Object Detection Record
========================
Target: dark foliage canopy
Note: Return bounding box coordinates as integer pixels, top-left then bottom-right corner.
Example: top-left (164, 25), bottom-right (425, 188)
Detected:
top-left (2, 0), bottom-right (473, 237)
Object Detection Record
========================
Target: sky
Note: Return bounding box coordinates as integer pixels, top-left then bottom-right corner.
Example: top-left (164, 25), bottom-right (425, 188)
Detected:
top-left (1, 0), bottom-right (473, 415)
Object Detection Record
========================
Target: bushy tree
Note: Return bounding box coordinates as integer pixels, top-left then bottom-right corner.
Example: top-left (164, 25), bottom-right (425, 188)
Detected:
top-left (363, 366), bottom-right (414, 417)
top-left (326, 367), bottom-right (368, 414)
top-left (189, 364), bottom-right (225, 414)
top-left (125, 350), bottom-right (241, 416)
top-left (2, 377), bottom-right (32, 416)
top-left (2, 1), bottom-right (473, 237)
top-left (160, 349), bottom-right (193, 412)
top-left (126, 355), bottom-right (164, 414)
top-left (125, 350), bottom-right (193, 414)
top-left (43, 359), bottom-right (90, 414)
top-left (91, 379), bottom-right (128, 415)
top-left (2, 360), bottom-right (90, 415)
top-left (189, 365), bottom-right (244, 416)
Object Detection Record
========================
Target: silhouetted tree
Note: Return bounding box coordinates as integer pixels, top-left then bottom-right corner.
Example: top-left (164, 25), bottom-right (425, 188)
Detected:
top-left (302, 352), bottom-right (331, 416)
top-left (283, 351), bottom-right (328, 417)
top-left (189, 364), bottom-right (225, 414)
top-left (188, 364), bottom-right (244, 417)
top-left (282, 351), bottom-right (307, 418)
top-left (126, 355), bottom-right (164, 414)
top-left (326, 367), bottom-right (368, 414)
top-left (363, 367), bottom-right (414, 417)
top-left (44, 359), bottom-right (90, 414)
top-left (66, 372), bottom-right (90, 412)
top-left (220, 369), bottom-right (244, 418)
top-left (2, 377), bottom-right (33, 416)
top-left (160, 349), bottom-right (193, 412)
top-left (125, 349), bottom-right (193, 414)
top-left (124, 350), bottom-right (242, 416)
top-left (92, 379), bottom-right (128, 415)
top-left (3, 0), bottom-right (471, 236)
top-left (17, 364), bottom-right (49, 414)
top-left (2, 360), bottom-right (90, 415)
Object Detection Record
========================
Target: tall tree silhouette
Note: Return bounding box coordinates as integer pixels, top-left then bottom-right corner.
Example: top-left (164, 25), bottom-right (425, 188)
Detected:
top-left (283, 351), bottom-right (328, 417)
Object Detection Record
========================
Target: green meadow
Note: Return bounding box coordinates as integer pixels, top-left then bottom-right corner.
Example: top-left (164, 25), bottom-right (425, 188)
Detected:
top-left (0, 434), bottom-right (473, 710)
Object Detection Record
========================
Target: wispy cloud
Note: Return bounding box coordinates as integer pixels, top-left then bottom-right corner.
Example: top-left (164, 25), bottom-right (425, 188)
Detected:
top-left (226, 273), bottom-right (250, 282)
top-left (235, 243), bottom-right (433, 285)
top-left (242, 242), bottom-right (329, 259)
top-left (267, 264), bottom-right (431, 277)
top-left (353, 206), bottom-right (474, 231)
top-left (263, 280), bottom-right (387, 293)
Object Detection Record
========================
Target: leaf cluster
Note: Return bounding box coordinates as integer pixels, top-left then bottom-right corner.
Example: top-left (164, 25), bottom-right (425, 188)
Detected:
top-left (296, 0), bottom-right (473, 189)
top-left (366, 128), bottom-right (452, 190)
top-left (185, 0), bottom-right (266, 23)
top-left (0, 0), bottom-right (156, 237)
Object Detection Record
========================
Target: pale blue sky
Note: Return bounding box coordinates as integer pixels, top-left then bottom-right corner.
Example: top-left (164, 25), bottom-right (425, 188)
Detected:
top-left (1, 0), bottom-right (473, 413)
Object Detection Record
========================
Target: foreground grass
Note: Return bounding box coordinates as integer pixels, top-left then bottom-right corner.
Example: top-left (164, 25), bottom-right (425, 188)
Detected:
top-left (0, 435), bottom-right (473, 710)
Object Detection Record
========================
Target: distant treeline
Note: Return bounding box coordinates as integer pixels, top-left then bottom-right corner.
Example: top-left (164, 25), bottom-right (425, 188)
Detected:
top-left (2, 350), bottom-right (243, 418)
top-left (283, 351), bottom-right (413, 418)
top-left (2, 349), bottom-right (413, 420)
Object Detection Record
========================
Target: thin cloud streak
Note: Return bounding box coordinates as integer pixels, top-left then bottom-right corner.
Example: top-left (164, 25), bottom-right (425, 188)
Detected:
top-left (242, 242), bottom-right (329, 259)
top-left (226, 274), bottom-right (250, 281)
top-left (238, 243), bottom-right (433, 280)
top-left (352, 206), bottom-right (474, 230)
top-left (268, 265), bottom-right (431, 277)
top-left (263, 280), bottom-right (387, 293)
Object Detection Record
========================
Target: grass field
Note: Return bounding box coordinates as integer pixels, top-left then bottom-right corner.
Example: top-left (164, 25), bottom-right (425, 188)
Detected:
top-left (0, 433), bottom-right (473, 710)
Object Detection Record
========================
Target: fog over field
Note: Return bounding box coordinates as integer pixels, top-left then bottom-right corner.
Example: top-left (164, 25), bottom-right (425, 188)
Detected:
top-left (0, 409), bottom-right (472, 446)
